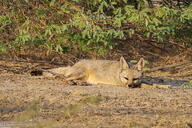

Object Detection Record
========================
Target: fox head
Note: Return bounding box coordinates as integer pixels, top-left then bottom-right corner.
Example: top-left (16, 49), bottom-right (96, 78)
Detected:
top-left (119, 57), bottom-right (145, 87)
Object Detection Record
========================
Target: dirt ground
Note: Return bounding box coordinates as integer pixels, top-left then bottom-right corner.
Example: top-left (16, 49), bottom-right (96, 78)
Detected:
top-left (0, 54), bottom-right (192, 128)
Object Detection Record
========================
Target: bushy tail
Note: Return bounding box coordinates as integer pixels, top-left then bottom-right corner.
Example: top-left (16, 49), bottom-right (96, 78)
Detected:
top-left (42, 66), bottom-right (71, 77)
top-left (31, 66), bottom-right (71, 77)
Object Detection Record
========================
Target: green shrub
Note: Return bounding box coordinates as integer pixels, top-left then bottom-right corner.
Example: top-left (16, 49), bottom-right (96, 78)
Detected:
top-left (0, 0), bottom-right (191, 55)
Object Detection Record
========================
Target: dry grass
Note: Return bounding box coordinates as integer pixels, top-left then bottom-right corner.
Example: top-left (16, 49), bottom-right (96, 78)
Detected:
top-left (17, 99), bottom-right (40, 122)
top-left (80, 95), bottom-right (103, 105)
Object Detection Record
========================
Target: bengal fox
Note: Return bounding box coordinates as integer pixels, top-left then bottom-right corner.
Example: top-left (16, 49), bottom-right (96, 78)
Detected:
top-left (41, 57), bottom-right (145, 87)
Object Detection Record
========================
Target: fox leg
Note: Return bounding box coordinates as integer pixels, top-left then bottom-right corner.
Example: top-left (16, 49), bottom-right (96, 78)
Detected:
top-left (64, 70), bottom-right (90, 86)
top-left (65, 71), bottom-right (86, 81)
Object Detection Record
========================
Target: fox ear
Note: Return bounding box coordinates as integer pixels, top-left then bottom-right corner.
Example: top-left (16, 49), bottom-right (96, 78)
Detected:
top-left (120, 57), bottom-right (129, 69)
top-left (137, 58), bottom-right (145, 71)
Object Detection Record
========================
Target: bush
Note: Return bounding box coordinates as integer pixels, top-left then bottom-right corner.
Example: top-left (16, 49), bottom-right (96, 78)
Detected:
top-left (0, 0), bottom-right (192, 55)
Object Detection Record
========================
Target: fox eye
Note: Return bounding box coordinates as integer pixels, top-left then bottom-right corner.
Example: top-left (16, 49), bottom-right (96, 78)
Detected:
top-left (133, 78), bottom-right (139, 81)
top-left (124, 77), bottom-right (129, 80)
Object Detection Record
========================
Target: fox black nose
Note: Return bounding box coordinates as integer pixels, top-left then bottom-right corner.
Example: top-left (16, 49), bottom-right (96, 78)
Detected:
top-left (128, 80), bottom-right (141, 88)
top-left (128, 83), bottom-right (135, 88)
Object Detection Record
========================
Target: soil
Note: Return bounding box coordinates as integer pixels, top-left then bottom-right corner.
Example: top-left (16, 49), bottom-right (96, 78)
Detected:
top-left (0, 54), bottom-right (192, 128)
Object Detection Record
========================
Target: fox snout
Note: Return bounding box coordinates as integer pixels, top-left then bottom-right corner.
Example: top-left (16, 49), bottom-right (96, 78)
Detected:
top-left (128, 76), bottom-right (143, 87)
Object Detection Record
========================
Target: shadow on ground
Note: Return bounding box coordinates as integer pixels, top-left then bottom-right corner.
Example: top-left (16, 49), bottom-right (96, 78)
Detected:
top-left (142, 76), bottom-right (189, 86)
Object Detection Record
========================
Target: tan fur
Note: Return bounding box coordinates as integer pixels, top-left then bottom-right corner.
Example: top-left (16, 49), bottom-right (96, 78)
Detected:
top-left (43, 57), bottom-right (145, 87)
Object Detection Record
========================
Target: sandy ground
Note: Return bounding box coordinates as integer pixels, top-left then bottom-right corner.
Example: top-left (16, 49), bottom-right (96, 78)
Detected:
top-left (0, 60), bottom-right (192, 128)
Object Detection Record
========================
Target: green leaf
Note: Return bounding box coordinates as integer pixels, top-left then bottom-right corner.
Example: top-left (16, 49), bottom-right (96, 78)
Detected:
top-left (145, 32), bottom-right (150, 38)
top-left (50, 0), bottom-right (56, 7)
top-left (153, 17), bottom-right (162, 26)
top-left (98, 47), bottom-right (106, 54)
top-left (144, 67), bottom-right (150, 71)
top-left (123, 0), bottom-right (127, 4)
top-left (130, 60), bottom-right (137, 63)
top-left (111, 2), bottom-right (117, 5)
top-left (55, 44), bottom-right (63, 53)
top-left (46, 41), bottom-right (53, 55)
top-left (22, 18), bottom-right (29, 31)
top-left (145, 19), bottom-right (149, 27)
top-left (0, 43), bottom-right (7, 53)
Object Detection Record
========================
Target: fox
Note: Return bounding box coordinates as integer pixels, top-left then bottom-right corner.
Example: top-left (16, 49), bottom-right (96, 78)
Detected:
top-left (39, 57), bottom-right (145, 88)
